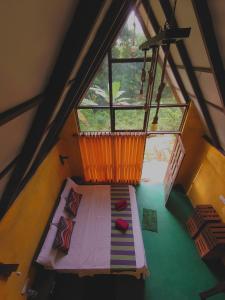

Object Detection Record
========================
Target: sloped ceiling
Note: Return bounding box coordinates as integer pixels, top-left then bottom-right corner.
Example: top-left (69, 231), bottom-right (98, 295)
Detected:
top-left (0, 0), bottom-right (78, 112)
top-left (0, 0), bottom-right (224, 218)
top-left (0, 0), bottom-right (79, 196)
top-left (139, 0), bottom-right (225, 148)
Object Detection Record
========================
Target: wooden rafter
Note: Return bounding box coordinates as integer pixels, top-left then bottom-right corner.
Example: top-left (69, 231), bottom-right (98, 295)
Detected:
top-left (192, 0), bottom-right (225, 108)
top-left (0, 0), bottom-right (105, 218)
top-left (159, 0), bottom-right (221, 149)
top-left (0, 94), bottom-right (43, 127)
top-left (0, 0), bottom-right (134, 218)
top-left (176, 64), bottom-right (212, 74)
top-left (0, 155), bottom-right (20, 180)
top-left (140, 0), bottom-right (189, 104)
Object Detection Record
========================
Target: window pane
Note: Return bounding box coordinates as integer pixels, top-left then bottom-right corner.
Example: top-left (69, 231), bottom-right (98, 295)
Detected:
top-left (80, 57), bottom-right (109, 107)
top-left (112, 12), bottom-right (147, 59)
top-left (152, 64), bottom-right (177, 104)
top-left (115, 109), bottom-right (145, 130)
top-left (148, 107), bottom-right (184, 131)
top-left (78, 109), bottom-right (110, 131)
top-left (112, 62), bottom-right (150, 106)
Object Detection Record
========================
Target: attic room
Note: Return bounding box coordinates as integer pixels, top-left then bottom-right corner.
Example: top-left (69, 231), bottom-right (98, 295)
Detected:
top-left (0, 0), bottom-right (225, 299)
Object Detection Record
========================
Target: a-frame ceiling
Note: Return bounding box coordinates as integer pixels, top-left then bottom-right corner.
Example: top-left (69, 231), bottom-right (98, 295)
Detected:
top-left (0, 0), bottom-right (224, 218)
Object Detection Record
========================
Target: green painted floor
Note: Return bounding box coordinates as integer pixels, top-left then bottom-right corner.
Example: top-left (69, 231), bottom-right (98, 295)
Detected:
top-left (136, 183), bottom-right (225, 300)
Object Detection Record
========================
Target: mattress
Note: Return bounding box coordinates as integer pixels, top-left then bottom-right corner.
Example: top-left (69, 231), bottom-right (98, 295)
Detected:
top-left (36, 178), bottom-right (148, 278)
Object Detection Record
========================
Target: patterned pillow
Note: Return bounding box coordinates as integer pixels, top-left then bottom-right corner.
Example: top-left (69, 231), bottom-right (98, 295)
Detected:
top-left (65, 188), bottom-right (82, 217)
top-left (53, 216), bottom-right (75, 253)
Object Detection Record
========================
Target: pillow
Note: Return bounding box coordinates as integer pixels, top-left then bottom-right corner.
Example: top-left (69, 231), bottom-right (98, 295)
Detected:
top-left (53, 216), bottom-right (75, 253)
top-left (115, 218), bottom-right (129, 232)
top-left (65, 188), bottom-right (82, 217)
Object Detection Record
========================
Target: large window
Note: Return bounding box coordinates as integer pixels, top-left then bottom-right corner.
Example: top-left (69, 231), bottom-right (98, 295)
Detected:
top-left (77, 12), bottom-right (188, 133)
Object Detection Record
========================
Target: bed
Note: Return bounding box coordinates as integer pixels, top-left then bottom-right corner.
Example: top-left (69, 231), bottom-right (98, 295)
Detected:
top-left (36, 178), bottom-right (148, 279)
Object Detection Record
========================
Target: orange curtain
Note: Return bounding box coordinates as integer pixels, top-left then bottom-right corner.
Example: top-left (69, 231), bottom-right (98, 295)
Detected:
top-left (79, 133), bottom-right (147, 183)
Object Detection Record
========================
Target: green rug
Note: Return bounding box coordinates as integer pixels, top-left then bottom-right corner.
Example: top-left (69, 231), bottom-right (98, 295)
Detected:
top-left (142, 208), bottom-right (157, 232)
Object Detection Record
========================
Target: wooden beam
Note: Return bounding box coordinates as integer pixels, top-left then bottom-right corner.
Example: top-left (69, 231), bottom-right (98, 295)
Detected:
top-left (111, 57), bottom-right (152, 63)
top-left (171, 86), bottom-right (225, 113)
top-left (108, 50), bottom-right (114, 132)
top-left (139, 27), bottom-right (191, 49)
top-left (0, 0), bottom-right (133, 218)
top-left (0, 94), bottom-right (43, 127)
top-left (176, 64), bottom-right (212, 73)
top-left (159, 0), bottom-right (221, 149)
top-left (0, 0), bottom-right (105, 218)
top-left (0, 155), bottom-right (20, 180)
top-left (33, 0), bottom-right (133, 149)
top-left (78, 103), bottom-right (188, 109)
top-left (205, 100), bottom-right (225, 114)
top-left (141, 0), bottom-right (189, 104)
top-left (192, 0), bottom-right (225, 107)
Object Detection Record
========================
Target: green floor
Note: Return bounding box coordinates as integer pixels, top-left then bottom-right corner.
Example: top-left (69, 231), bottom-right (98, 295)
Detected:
top-left (136, 183), bottom-right (225, 300)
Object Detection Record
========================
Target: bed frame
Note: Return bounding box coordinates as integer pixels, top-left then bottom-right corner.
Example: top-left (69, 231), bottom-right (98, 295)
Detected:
top-left (32, 179), bottom-right (67, 263)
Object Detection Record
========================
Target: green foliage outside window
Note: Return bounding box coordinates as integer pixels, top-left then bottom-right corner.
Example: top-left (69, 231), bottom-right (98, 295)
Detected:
top-left (77, 13), bottom-right (184, 132)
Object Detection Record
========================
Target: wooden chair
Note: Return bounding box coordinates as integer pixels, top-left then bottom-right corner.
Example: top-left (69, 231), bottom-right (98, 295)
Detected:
top-left (194, 222), bottom-right (225, 259)
top-left (186, 205), bottom-right (221, 238)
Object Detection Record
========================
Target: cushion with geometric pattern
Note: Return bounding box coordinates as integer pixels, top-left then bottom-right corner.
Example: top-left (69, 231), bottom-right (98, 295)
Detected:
top-left (65, 188), bottom-right (82, 217)
top-left (53, 216), bottom-right (75, 253)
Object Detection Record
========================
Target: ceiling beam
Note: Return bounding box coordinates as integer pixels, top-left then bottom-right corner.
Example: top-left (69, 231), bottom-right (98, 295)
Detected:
top-left (0, 155), bottom-right (20, 180)
top-left (141, 0), bottom-right (189, 104)
top-left (0, 94), bottom-right (43, 127)
top-left (204, 100), bottom-right (225, 114)
top-left (0, 0), bottom-right (105, 218)
top-left (159, 0), bottom-right (221, 149)
top-left (172, 85), bottom-right (225, 112)
top-left (175, 64), bottom-right (212, 73)
top-left (20, 0), bottom-right (134, 170)
top-left (0, 0), bottom-right (134, 219)
top-left (111, 57), bottom-right (152, 63)
top-left (192, 0), bottom-right (225, 107)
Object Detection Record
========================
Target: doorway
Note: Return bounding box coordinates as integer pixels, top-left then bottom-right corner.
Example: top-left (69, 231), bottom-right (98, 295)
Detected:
top-left (141, 134), bottom-right (176, 184)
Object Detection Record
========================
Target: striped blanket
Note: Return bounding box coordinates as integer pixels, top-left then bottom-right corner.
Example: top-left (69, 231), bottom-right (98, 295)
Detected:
top-left (110, 185), bottom-right (136, 272)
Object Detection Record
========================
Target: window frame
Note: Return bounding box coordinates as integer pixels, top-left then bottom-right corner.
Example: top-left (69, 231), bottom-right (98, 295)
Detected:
top-left (76, 50), bottom-right (189, 134)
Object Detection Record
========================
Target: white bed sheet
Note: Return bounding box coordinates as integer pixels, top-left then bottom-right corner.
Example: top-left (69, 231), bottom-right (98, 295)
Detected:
top-left (36, 178), bottom-right (148, 277)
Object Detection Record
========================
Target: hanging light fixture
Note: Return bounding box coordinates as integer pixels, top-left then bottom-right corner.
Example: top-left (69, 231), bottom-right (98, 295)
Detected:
top-left (130, 11), bottom-right (138, 57)
top-left (139, 0), bottom-right (191, 131)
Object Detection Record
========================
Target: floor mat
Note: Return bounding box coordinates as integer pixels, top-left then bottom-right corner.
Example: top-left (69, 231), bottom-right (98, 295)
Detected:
top-left (142, 208), bottom-right (157, 232)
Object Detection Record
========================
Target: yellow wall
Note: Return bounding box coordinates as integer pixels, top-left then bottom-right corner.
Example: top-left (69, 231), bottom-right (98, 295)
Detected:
top-left (0, 142), bottom-right (71, 300)
top-left (176, 101), bottom-right (225, 221)
top-left (188, 141), bottom-right (225, 222)
top-left (59, 111), bottom-right (84, 177)
top-left (175, 102), bottom-right (206, 190)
